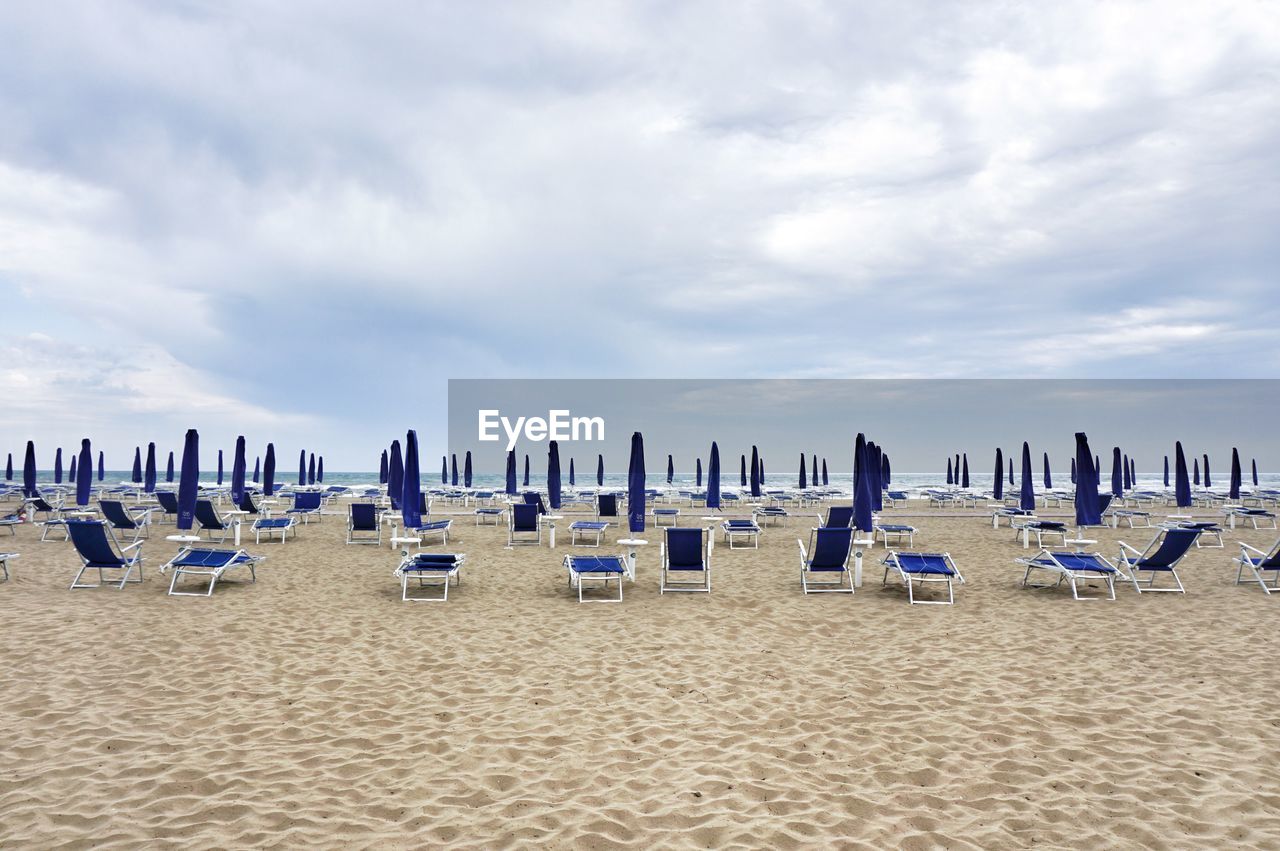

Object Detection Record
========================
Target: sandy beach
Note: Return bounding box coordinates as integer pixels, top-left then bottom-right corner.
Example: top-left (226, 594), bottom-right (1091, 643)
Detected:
top-left (3, 497), bottom-right (1280, 849)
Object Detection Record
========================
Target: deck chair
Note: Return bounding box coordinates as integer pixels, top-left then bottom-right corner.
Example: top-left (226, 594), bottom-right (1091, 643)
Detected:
top-left (522, 492), bottom-right (548, 515)
top-left (253, 516), bottom-right (297, 543)
top-left (597, 493), bottom-right (620, 522)
top-left (508, 503), bottom-right (542, 546)
top-left (874, 523), bottom-right (916, 548)
top-left (722, 518), bottom-right (761, 549)
top-left (347, 503), bottom-right (382, 545)
top-left (155, 491), bottom-right (180, 523)
top-left (564, 552), bottom-right (634, 602)
top-left (394, 552), bottom-right (465, 601)
top-left (0, 551), bottom-right (15, 581)
top-left (238, 491), bottom-right (262, 515)
top-left (99, 499), bottom-right (154, 542)
top-left (660, 527), bottom-right (710, 593)
top-left (818, 505), bottom-right (854, 528)
top-left (288, 491), bottom-right (324, 524)
top-left (798, 526), bottom-right (854, 594)
top-left (194, 499), bottom-right (233, 543)
top-left (406, 518), bottom-right (452, 547)
top-left (67, 520), bottom-right (143, 590)
top-left (1234, 538), bottom-right (1280, 594)
top-left (1015, 549), bottom-right (1128, 601)
top-left (1116, 527), bottom-right (1199, 593)
top-left (25, 494), bottom-right (62, 522)
top-left (1111, 509), bottom-right (1153, 528)
top-left (570, 520), bottom-right (610, 547)
top-left (881, 551), bottom-right (964, 604)
top-left (159, 546), bottom-right (263, 596)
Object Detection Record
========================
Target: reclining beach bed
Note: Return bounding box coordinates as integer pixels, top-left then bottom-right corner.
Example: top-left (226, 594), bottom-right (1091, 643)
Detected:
top-left (1015, 549), bottom-right (1128, 601)
top-left (253, 516), bottom-right (297, 543)
top-left (881, 551), bottom-right (964, 605)
top-left (722, 518), bottom-right (761, 549)
top-left (159, 547), bottom-right (264, 597)
top-left (753, 506), bottom-right (788, 526)
top-left (1013, 519), bottom-right (1068, 548)
top-left (874, 522), bottom-right (916, 549)
top-left (570, 520), bottom-right (610, 547)
top-left (1234, 538), bottom-right (1280, 595)
top-left (563, 552), bottom-right (634, 602)
top-left (394, 552), bottom-right (465, 601)
top-left (1224, 506), bottom-right (1277, 530)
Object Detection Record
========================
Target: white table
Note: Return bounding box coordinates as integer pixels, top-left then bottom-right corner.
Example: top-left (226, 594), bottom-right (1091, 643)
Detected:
top-left (1064, 538), bottom-right (1097, 553)
top-left (852, 536), bottom-right (874, 587)
top-left (165, 534), bottom-right (202, 545)
top-left (617, 538), bottom-right (648, 579)
top-left (224, 509), bottom-right (249, 546)
top-left (700, 518), bottom-right (721, 551)
top-left (544, 515), bottom-right (564, 547)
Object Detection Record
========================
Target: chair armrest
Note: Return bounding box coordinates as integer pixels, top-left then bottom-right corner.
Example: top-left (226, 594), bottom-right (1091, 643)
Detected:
top-left (1239, 542), bottom-right (1266, 557)
top-left (1116, 540), bottom-right (1141, 556)
top-left (122, 540), bottom-right (144, 552)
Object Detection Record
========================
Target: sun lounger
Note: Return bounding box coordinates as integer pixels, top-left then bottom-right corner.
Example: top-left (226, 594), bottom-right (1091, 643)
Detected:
top-left (569, 520), bottom-right (610, 547)
top-left (1111, 509), bottom-right (1153, 528)
top-left (394, 552), bottom-right (465, 601)
top-left (1015, 548), bottom-right (1128, 601)
top-left (1116, 527), bottom-right (1199, 593)
top-left (347, 503), bottom-right (382, 544)
top-left (159, 546), bottom-right (263, 596)
top-left (66, 519), bottom-right (144, 590)
top-left (474, 506), bottom-right (506, 525)
top-left (1225, 507), bottom-right (1277, 530)
top-left (881, 551), bottom-right (964, 604)
top-left (874, 522), bottom-right (916, 548)
top-left (660, 527), bottom-right (710, 593)
top-left (1016, 520), bottom-right (1068, 548)
top-left (654, 507), bottom-right (680, 526)
top-left (722, 518), bottom-right (761, 549)
top-left (1234, 538), bottom-right (1280, 594)
top-left (1, 513), bottom-right (20, 536)
top-left (798, 526), bottom-right (854, 594)
top-left (754, 506), bottom-right (788, 526)
top-left (253, 516), bottom-right (297, 543)
top-left (405, 519), bottom-right (452, 547)
top-left (563, 553), bottom-right (634, 602)
top-left (1166, 520), bottom-right (1223, 548)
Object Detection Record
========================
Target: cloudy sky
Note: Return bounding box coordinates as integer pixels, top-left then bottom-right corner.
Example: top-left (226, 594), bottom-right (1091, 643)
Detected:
top-left (2, 1), bottom-right (1277, 469)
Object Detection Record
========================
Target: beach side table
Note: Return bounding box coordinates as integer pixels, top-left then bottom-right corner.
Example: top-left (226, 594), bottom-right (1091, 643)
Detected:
top-left (1064, 538), bottom-right (1097, 553)
top-left (165, 534), bottom-right (202, 545)
top-left (224, 509), bottom-right (249, 546)
top-left (544, 515), bottom-right (564, 547)
top-left (700, 517), bottom-right (721, 551)
top-left (617, 538), bottom-right (648, 580)
top-left (852, 536), bottom-right (874, 588)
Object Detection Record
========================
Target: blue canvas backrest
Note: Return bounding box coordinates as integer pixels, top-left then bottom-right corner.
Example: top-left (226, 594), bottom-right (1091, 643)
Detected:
top-left (522, 492), bottom-right (548, 514)
top-left (1097, 494), bottom-right (1114, 514)
top-left (67, 520), bottom-right (123, 566)
top-left (295, 492), bottom-right (322, 511)
top-left (351, 503), bottom-right (377, 528)
top-left (31, 496), bottom-right (56, 512)
top-left (598, 494), bottom-right (618, 517)
top-left (824, 506), bottom-right (854, 528)
top-left (512, 503), bottom-right (539, 531)
top-left (195, 499), bottom-right (223, 528)
top-left (99, 500), bottom-right (135, 529)
top-left (239, 492), bottom-right (259, 513)
top-left (1262, 539), bottom-right (1280, 568)
top-left (1140, 527), bottom-right (1199, 568)
top-left (666, 527), bottom-right (705, 568)
top-left (810, 527), bottom-right (853, 567)
top-left (157, 491), bottom-right (179, 513)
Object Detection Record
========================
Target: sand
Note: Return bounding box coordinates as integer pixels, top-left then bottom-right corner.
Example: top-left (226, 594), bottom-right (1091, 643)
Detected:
top-left (2, 497), bottom-right (1280, 849)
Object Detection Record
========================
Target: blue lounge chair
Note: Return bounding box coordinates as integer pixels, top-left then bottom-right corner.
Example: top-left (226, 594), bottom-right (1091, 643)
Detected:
top-left (159, 546), bottom-right (264, 596)
top-left (1226, 507), bottom-right (1277, 530)
top-left (253, 516), bottom-right (297, 543)
top-left (155, 491), bottom-right (180, 523)
top-left (881, 551), bottom-right (964, 605)
top-left (194, 499), bottom-right (233, 543)
top-left (721, 518), bottom-right (761, 549)
top-left (1015, 549), bottom-right (1126, 601)
top-left (570, 520), bottom-right (610, 547)
top-left (1116, 527), bottom-right (1199, 593)
top-left (406, 518), bottom-right (452, 547)
top-left (754, 506), bottom-right (788, 526)
top-left (288, 491), bottom-right (324, 524)
top-left (818, 505), bottom-right (854, 528)
top-left (1234, 537), bottom-right (1280, 594)
top-left (597, 493), bottom-right (620, 522)
top-left (660, 527), bottom-right (710, 593)
top-left (0, 551), bottom-right (15, 581)
top-left (654, 507), bottom-right (680, 526)
top-left (874, 523), bottom-right (917, 549)
top-left (1, 512), bottom-right (20, 536)
top-left (563, 552), bottom-right (633, 602)
top-left (1016, 520), bottom-right (1068, 548)
top-left (66, 520), bottom-right (143, 590)
top-left (99, 499), bottom-right (154, 542)
top-left (1166, 520), bottom-right (1222, 548)
top-left (474, 506), bottom-right (505, 525)
top-left (347, 503), bottom-right (381, 545)
top-left (238, 491), bottom-right (262, 515)
top-left (508, 503), bottom-right (542, 546)
top-left (522, 492), bottom-right (548, 515)
top-left (394, 552), bottom-right (465, 601)
top-left (798, 526), bottom-right (854, 594)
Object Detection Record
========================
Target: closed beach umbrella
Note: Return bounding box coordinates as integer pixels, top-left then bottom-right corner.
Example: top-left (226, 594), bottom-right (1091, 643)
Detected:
top-left (740, 455), bottom-right (747, 487)
top-left (569, 457), bottom-right (575, 487)
top-left (799, 453), bottom-right (807, 489)
top-left (231, 436), bottom-right (247, 504)
top-left (1094, 455), bottom-right (1100, 484)
top-left (464, 451), bottom-right (472, 488)
top-left (298, 450), bottom-right (306, 486)
top-left (253, 456), bottom-right (260, 484)
top-left (1043, 452), bottom-right (1053, 489)
top-left (1111, 448), bottom-right (1123, 497)
top-left (217, 450), bottom-right (224, 486)
top-left (708, 442), bottom-right (721, 510)
top-left (1074, 433), bottom-right (1101, 527)
top-left (55, 448), bottom-right (63, 484)
top-left (548, 441), bottom-right (562, 510)
top-left (760, 457), bottom-right (765, 483)
top-left (69, 456), bottom-right (77, 483)
top-left (993, 448), bottom-right (1004, 501)
top-left (401, 430), bottom-right (422, 529)
top-left (749, 445), bottom-right (761, 498)
top-left (1071, 458), bottom-right (1077, 484)
top-left (1230, 448), bottom-right (1242, 500)
top-left (946, 458), bottom-right (953, 485)
top-left (597, 454), bottom-right (604, 487)
top-left (308, 453), bottom-right (316, 485)
top-left (667, 455), bottom-right (674, 485)
top-left (1122, 454), bottom-right (1130, 491)
top-left (388, 441), bottom-right (403, 504)
top-left (1020, 442), bottom-right (1034, 511)
top-left (870, 443), bottom-right (884, 511)
top-left (1009, 457), bottom-right (1015, 486)
top-left (131, 447), bottom-right (141, 484)
top-left (822, 459), bottom-right (829, 486)
top-left (1175, 442), bottom-right (1191, 507)
top-left (1193, 458), bottom-right (1200, 486)
top-left (451, 454), bottom-right (458, 487)
top-left (264, 443), bottom-right (277, 497)
top-left (98, 451), bottom-right (104, 482)
top-left (144, 443), bottom-right (157, 493)
top-left (1203, 455), bottom-right (1211, 488)
top-left (955, 454), bottom-right (960, 485)
top-left (317, 457), bottom-right (324, 483)
top-left (696, 458), bottom-right (703, 488)
top-left (523, 454), bottom-right (530, 487)
top-left (627, 431), bottom-right (646, 533)
top-left (505, 450), bottom-right (518, 495)
top-left (176, 429), bottom-right (199, 531)
top-left (812, 454), bottom-right (819, 487)
top-left (854, 434), bottom-right (873, 533)
top-left (1164, 456), bottom-right (1170, 488)
top-left (23, 441), bottom-right (37, 497)
top-left (1130, 457), bottom-right (1136, 488)
top-left (441, 456), bottom-right (448, 485)
top-left (75, 439), bottom-right (92, 506)
top-left (962, 454), bottom-right (970, 488)
top-left (380, 451), bottom-right (389, 484)
top-left (167, 451), bottom-right (175, 482)
top-left (4, 453), bottom-right (10, 480)
top-left (882, 453), bottom-right (892, 486)
top-left (1252, 459), bottom-right (1259, 487)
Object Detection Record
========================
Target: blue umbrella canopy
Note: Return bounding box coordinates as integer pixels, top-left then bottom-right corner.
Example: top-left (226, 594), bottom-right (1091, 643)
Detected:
top-left (298, 450), bottom-right (306, 486)
top-left (708, 441), bottom-right (721, 510)
top-left (962, 454), bottom-right (970, 489)
top-left (627, 432), bottom-right (646, 533)
top-left (167, 451), bottom-right (175, 482)
top-left (1111, 448), bottom-right (1123, 497)
top-left (217, 449), bottom-right (224, 486)
top-left (23, 441), bottom-right (37, 497)
top-left (401, 430), bottom-right (422, 529)
top-left (131, 447), bottom-right (141, 483)
top-left (1008, 457), bottom-right (1014, 486)
top-left (76, 439), bottom-right (92, 507)
top-left (231, 436), bottom-right (247, 504)
top-left (464, 451), bottom-right (473, 488)
top-left (69, 456), bottom-right (77, 483)
top-left (264, 443), bottom-right (277, 497)
top-left (569, 457), bottom-right (575, 487)
top-left (253, 456), bottom-right (260, 484)
top-left (696, 458), bottom-right (703, 488)
top-left (442, 455), bottom-right (448, 485)
top-left (548, 441), bottom-right (562, 510)
top-left (1175, 442), bottom-right (1191, 507)
top-left (451, 454), bottom-right (458, 487)
top-left (993, 448), bottom-right (1004, 501)
top-left (1042, 452), bottom-right (1052, 489)
top-left (1074, 433), bottom-right (1101, 527)
top-left (822, 458), bottom-right (828, 486)
top-left (176, 429), bottom-right (199, 531)
top-left (799, 453), bottom-right (807, 489)
top-left (54, 448), bottom-right (63, 484)
top-left (667, 454), bottom-right (674, 484)
top-left (1164, 455), bottom-right (1170, 488)
top-left (597, 454), bottom-right (604, 487)
top-left (523, 454), bottom-right (530, 486)
top-left (812, 454), bottom-right (819, 488)
top-left (1230, 448), bottom-right (1242, 500)
top-left (740, 455), bottom-right (747, 487)
top-left (145, 443), bottom-right (157, 493)
top-left (4, 452), bottom-right (10, 480)
top-left (954, 454), bottom-right (960, 485)
top-left (882, 453), bottom-right (891, 486)
top-left (1071, 457), bottom-right (1077, 484)
top-left (869, 442), bottom-right (883, 511)
top-left (98, 451), bottom-right (104, 481)
top-left (1193, 458), bottom-right (1200, 486)
top-left (380, 451), bottom-right (389, 484)
top-left (308, 452), bottom-right (316, 485)
top-left (946, 458), bottom-right (953, 485)
top-left (505, 450), bottom-right (518, 495)
top-left (760, 457), bottom-right (765, 483)
top-left (388, 440), bottom-right (403, 503)
top-left (1129, 457), bottom-right (1136, 488)
top-left (853, 434), bottom-right (873, 532)
top-left (1019, 442), bottom-right (1034, 511)
top-left (1253, 458), bottom-right (1259, 487)
top-left (749, 445), bottom-right (761, 498)
top-left (317, 457), bottom-right (324, 483)
top-left (1203, 454), bottom-right (1211, 488)
top-left (1122, 453), bottom-right (1130, 491)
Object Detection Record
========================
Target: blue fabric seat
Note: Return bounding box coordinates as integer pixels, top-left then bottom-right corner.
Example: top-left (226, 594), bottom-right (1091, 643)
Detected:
top-left (882, 551), bottom-right (965, 604)
top-left (67, 519), bottom-right (143, 590)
